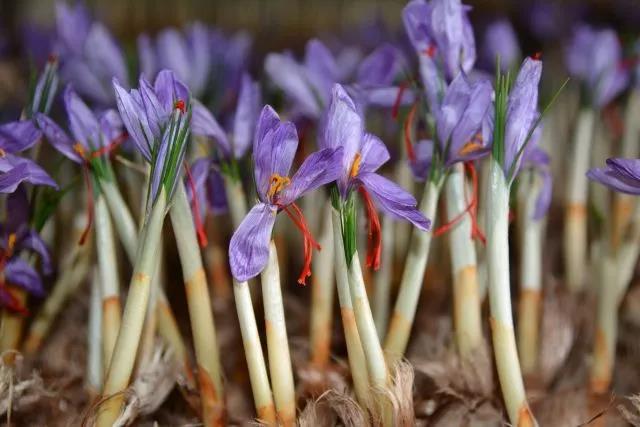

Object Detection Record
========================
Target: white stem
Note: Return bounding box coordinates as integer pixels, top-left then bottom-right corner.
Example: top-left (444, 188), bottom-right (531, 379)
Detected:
top-left (309, 203), bottom-right (335, 366)
top-left (95, 194), bottom-right (121, 370)
top-left (101, 179), bottom-right (138, 261)
top-left (233, 279), bottom-right (275, 423)
top-left (477, 157), bottom-right (491, 301)
top-left (331, 208), bottom-right (370, 405)
top-left (261, 242), bottom-right (296, 425)
top-left (384, 180), bottom-right (440, 362)
top-left (223, 175), bottom-right (249, 229)
top-left (486, 160), bottom-right (535, 426)
top-left (87, 270), bottom-right (103, 392)
top-left (564, 108), bottom-right (595, 292)
top-left (445, 164), bottom-right (482, 356)
top-left (373, 215), bottom-right (394, 340)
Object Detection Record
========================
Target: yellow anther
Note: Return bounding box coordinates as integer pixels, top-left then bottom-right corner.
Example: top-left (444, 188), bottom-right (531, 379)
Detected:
top-left (0, 148), bottom-right (5, 158)
top-left (458, 132), bottom-right (483, 156)
top-left (73, 142), bottom-right (86, 158)
top-left (7, 233), bottom-right (16, 255)
top-left (350, 153), bottom-right (362, 178)
top-left (267, 174), bottom-right (291, 198)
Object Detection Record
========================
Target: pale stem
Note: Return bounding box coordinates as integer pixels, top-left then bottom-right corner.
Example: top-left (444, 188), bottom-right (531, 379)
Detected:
top-left (331, 208), bottom-right (370, 405)
top-left (384, 180), bottom-right (440, 362)
top-left (445, 164), bottom-right (483, 357)
top-left (87, 270), bottom-right (103, 393)
top-left (261, 242), bottom-right (296, 426)
top-left (516, 170), bottom-right (544, 375)
top-left (373, 214), bottom-right (394, 340)
top-left (170, 183), bottom-right (224, 426)
top-left (233, 279), bottom-right (276, 423)
top-left (477, 156), bottom-right (491, 301)
top-left (309, 203), bottom-right (336, 367)
top-left (486, 160), bottom-right (535, 426)
top-left (564, 108), bottom-right (595, 292)
top-left (97, 189), bottom-right (167, 427)
top-left (95, 193), bottom-right (122, 372)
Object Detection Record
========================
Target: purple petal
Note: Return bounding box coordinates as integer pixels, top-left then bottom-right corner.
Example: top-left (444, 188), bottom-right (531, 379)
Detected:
top-left (84, 23), bottom-right (129, 90)
top-left (156, 28), bottom-right (191, 89)
top-left (20, 230), bottom-right (53, 274)
top-left (232, 74), bottom-right (260, 158)
top-left (191, 99), bottom-right (231, 156)
top-left (358, 172), bottom-right (430, 230)
top-left (365, 86), bottom-right (416, 107)
top-left (587, 165), bottom-right (640, 195)
top-left (229, 202), bottom-right (277, 281)
top-left (139, 76), bottom-right (168, 139)
top-left (356, 44), bottom-right (403, 87)
top-left (186, 22), bottom-right (212, 96)
top-left (205, 166), bottom-right (228, 214)
top-left (113, 79), bottom-right (153, 161)
top-left (137, 34), bottom-right (157, 80)
top-left (533, 168), bottom-right (552, 220)
top-left (5, 258), bottom-right (44, 297)
top-left (0, 155), bottom-right (57, 193)
top-left (253, 106), bottom-right (299, 200)
top-left (607, 158), bottom-right (640, 182)
top-left (403, 0), bottom-right (433, 52)
top-left (0, 121), bottom-right (42, 153)
top-left (154, 69), bottom-right (190, 111)
top-left (409, 139), bottom-right (434, 181)
top-left (60, 58), bottom-right (113, 106)
top-left (65, 85), bottom-right (101, 149)
top-left (264, 53), bottom-right (322, 118)
top-left (359, 133), bottom-right (390, 174)
top-left (481, 19), bottom-right (521, 72)
top-left (304, 39), bottom-right (338, 105)
top-left (55, 2), bottom-right (91, 55)
top-left (36, 113), bottom-right (82, 163)
top-left (278, 147), bottom-right (344, 205)
top-left (99, 109), bottom-right (124, 143)
top-left (6, 186), bottom-right (29, 232)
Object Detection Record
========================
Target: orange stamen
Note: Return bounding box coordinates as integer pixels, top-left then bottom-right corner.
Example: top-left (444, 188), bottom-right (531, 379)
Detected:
top-left (458, 132), bottom-right (484, 156)
top-left (184, 161), bottom-right (208, 248)
top-left (350, 153), bottom-right (362, 178)
top-left (403, 102), bottom-right (418, 163)
top-left (281, 203), bottom-right (320, 285)
top-left (358, 186), bottom-right (382, 270)
top-left (6, 234), bottom-right (16, 256)
top-left (267, 174), bottom-right (291, 199)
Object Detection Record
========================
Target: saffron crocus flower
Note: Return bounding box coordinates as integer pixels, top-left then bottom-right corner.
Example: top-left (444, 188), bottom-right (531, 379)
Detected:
top-left (27, 55), bottom-right (60, 118)
top-left (229, 105), bottom-right (343, 283)
top-left (138, 23), bottom-right (211, 98)
top-left (481, 19), bottom-right (521, 72)
top-left (36, 85), bottom-right (124, 167)
top-left (322, 84), bottom-right (429, 268)
top-left (410, 72), bottom-right (493, 180)
top-left (113, 70), bottom-right (191, 207)
top-left (565, 25), bottom-right (629, 108)
top-left (54, 2), bottom-right (129, 105)
top-left (265, 39), bottom-right (411, 119)
top-left (403, 0), bottom-right (476, 79)
top-left (0, 187), bottom-right (51, 312)
top-left (0, 120), bottom-right (56, 193)
top-left (587, 158), bottom-right (640, 195)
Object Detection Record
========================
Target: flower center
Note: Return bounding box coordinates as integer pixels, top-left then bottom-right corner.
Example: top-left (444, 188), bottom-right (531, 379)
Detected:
top-left (458, 132), bottom-right (483, 156)
top-left (350, 153), bottom-right (362, 178)
top-left (174, 99), bottom-right (186, 113)
top-left (267, 174), bottom-right (291, 198)
top-left (73, 142), bottom-right (86, 159)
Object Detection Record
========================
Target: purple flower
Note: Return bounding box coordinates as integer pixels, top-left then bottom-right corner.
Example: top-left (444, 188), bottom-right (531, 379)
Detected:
top-left (0, 187), bottom-right (52, 312)
top-left (565, 25), bottom-right (629, 108)
top-left (0, 120), bottom-right (56, 193)
top-left (185, 157), bottom-right (227, 217)
top-left (29, 56), bottom-right (60, 117)
top-left (191, 73), bottom-right (261, 160)
top-left (55, 2), bottom-right (129, 106)
top-left (229, 105), bottom-right (343, 283)
top-left (320, 84), bottom-right (429, 267)
top-left (265, 39), bottom-right (410, 119)
top-left (409, 72), bottom-right (493, 180)
top-left (138, 22), bottom-right (212, 97)
top-left (520, 126), bottom-right (552, 219)
top-left (481, 19), bottom-right (520, 72)
top-left (113, 70), bottom-right (192, 205)
top-left (502, 57), bottom-right (543, 178)
top-left (587, 158), bottom-right (640, 195)
top-left (403, 0), bottom-right (476, 82)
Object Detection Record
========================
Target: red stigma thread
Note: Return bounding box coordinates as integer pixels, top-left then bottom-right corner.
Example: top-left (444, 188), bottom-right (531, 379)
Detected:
top-left (531, 52), bottom-right (542, 60)
top-left (281, 203), bottom-right (320, 285)
top-left (184, 161), bottom-right (208, 248)
top-left (47, 54), bottom-right (58, 64)
top-left (403, 102), bottom-right (418, 162)
top-left (423, 44), bottom-right (437, 58)
top-left (434, 162), bottom-right (485, 244)
top-left (359, 187), bottom-right (382, 270)
top-left (90, 132), bottom-right (128, 159)
top-left (391, 81), bottom-right (408, 120)
top-left (174, 99), bottom-right (186, 113)
top-left (0, 283), bottom-right (28, 315)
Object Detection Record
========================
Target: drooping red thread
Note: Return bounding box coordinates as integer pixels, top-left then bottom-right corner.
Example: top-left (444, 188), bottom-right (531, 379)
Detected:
top-left (433, 162), bottom-right (485, 245)
top-left (358, 186), bottom-right (382, 270)
top-left (90, 132), bottom-right (128, 159)
top-left (281, 203), bottom-right (320, 285)
top-left (184, 162), bottom-right (208, 248)
top-left (391, 81), bottom-right (408, 120)
top-left (0, 282), bottom-right (28, 315)
top-left (403, 102), bottom-right (418, 162)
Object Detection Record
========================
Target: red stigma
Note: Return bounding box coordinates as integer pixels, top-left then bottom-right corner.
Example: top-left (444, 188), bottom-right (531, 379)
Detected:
top-left (47, 54), bottom-right (58, 64)
top-left (531, 52), bottom-right (542, 60)
top-left (358, 187), bottom-right (382, 270)
top-left (184, 161), bottom-right (208, 248)
top-left (281, 203), bottom-right (320, 285)
top-left (423, 44), bottom-right (437, 58)
top-left (434, 162), bottom-right (485, 245)
top-left (174, 99), bottom-right (186, 113)
top-left (391, 81), bottom-right (408, 120)
top-left (403, 102), bottom-right (418, 163)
